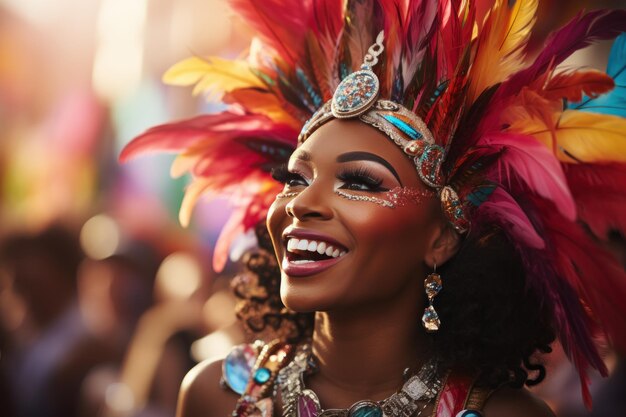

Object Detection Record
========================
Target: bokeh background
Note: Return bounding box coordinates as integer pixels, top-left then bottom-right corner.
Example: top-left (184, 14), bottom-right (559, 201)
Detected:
top-left (0, 1), bottom-right (624, 416)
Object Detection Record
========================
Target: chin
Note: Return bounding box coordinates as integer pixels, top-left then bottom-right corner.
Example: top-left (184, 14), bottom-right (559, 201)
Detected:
top-left (279, 274), bottom-right (334, 313)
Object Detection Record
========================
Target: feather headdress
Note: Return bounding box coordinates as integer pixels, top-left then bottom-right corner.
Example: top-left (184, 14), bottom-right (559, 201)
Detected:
top-left (120, 0), bottom-right (626, 406)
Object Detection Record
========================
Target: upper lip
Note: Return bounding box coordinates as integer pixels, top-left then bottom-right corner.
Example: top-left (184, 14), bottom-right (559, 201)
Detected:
top-left (282, 227), bottom-right (349, 252)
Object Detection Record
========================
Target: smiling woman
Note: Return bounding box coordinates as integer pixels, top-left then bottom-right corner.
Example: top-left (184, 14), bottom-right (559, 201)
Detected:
top-left (120, 1), bottom-right (626, 416)
top-left (268, 120), bottom-right (448, 315)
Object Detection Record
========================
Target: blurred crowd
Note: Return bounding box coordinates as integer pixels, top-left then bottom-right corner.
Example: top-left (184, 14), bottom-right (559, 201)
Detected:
top-left (0, 1), bottom-right (624, 417)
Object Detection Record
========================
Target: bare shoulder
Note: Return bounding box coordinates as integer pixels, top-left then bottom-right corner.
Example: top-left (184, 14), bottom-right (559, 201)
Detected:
top-left (483, 386), bottom-right (555, 417)
top-left (176, 358), bottom-right (239, 417)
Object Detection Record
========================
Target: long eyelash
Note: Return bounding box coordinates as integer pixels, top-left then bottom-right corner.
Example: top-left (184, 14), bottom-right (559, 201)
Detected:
top-left (270, 163), bottom-right (289, 183)
top-left (337, 167), bottom-right (384, 187)
top-left (270, 163), bottom-right (307, 186)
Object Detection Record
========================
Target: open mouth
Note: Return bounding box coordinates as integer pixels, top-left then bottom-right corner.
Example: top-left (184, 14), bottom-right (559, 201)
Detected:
top-left (285, 238), bottom-right (348, 264)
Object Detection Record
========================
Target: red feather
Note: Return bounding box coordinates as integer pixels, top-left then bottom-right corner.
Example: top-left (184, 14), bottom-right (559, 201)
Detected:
top-left (120, 111), bottom-right (296, 161)
top-left (564, 162), bottom-right (626, 238)
top-left (519, 196), bottom-right (625, 408)
top-left (228, 0), bottom-right (312, 66)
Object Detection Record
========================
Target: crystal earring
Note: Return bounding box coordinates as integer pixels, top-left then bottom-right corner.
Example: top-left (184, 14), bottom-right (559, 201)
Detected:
top-left (422, 264), bottom-right (442, 332)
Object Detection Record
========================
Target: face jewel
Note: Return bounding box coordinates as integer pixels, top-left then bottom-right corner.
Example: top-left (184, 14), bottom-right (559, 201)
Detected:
top-left (223, 343), bottom-right (258, 394)
top-left (422, 305), bottom-right (441, 332)
top-left (331, 70), bottom-right (380, 118)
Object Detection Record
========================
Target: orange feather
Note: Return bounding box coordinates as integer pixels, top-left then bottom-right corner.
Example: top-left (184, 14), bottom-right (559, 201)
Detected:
top-left (544, 70), bottom-right (615, 102)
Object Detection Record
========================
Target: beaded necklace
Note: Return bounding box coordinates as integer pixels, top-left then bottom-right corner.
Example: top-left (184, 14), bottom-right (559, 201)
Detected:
top-left (277, 344), bottom-right (443, 417)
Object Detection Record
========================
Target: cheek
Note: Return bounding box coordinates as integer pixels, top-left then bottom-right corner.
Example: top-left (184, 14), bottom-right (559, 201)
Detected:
top-left (266, 199), bottom-right (287, 255)
top-left (346, 201), bottom-right (434, 247)
top-left (342, 200), bottom-right (437, 286)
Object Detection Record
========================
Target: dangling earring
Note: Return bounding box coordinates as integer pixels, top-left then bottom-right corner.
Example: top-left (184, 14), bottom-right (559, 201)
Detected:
top-left (422, 264), bottom-right (442, 332)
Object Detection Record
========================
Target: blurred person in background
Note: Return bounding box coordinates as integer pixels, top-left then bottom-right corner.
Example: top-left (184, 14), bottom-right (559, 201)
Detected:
top-left (0, 224), bottom-right (116, 417)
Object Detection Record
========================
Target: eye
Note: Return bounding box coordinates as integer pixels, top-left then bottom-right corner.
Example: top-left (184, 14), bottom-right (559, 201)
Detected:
top-left (337, 167), bottom-right (389, 192)
top-left (271, 164), bottom-right (309, 188)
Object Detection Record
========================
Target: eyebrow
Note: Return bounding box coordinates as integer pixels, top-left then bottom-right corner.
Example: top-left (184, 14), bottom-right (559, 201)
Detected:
top-left (293, 150), bottom-right (312, 161)
top-left (336, 151), bottom-right (403, 185)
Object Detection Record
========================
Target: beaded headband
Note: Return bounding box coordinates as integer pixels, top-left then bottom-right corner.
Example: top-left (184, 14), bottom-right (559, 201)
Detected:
top-left (298, 32), bottom-right (469, 233)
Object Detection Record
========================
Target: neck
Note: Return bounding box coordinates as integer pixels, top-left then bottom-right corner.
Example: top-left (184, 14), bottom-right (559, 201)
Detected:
top-left (308, 285), bottom-right (431, 408)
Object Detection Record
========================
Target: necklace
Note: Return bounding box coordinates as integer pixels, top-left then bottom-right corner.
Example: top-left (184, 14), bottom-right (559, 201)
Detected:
top-left (278, 344), bottom-right (443, 417)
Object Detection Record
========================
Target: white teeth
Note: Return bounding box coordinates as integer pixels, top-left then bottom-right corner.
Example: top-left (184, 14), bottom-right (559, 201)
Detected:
top-left (287, 238), bottom-right (299, 251)
top-left (286, 237), bottom-right (348, 259)
top-left (316, 241), bottom-right (327, 254)
top-left (292, 259), bottom-right (314, 264)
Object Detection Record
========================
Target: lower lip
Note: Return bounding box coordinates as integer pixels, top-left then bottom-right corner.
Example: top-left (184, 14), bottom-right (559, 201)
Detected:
top-left (281, 254), bottom-right (347, 277)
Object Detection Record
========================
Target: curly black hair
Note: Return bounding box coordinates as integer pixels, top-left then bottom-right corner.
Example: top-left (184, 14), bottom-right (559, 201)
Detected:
top-left (434, 226), bottom-right (555, 388)
top-left (232, 220), bottom-right (555, 389)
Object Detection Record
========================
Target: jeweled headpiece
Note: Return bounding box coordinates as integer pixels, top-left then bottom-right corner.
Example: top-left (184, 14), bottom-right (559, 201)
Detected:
top-left (298, 31), bottom-right (468, 232)
top-left (121, 0), bottom-right (626, 406)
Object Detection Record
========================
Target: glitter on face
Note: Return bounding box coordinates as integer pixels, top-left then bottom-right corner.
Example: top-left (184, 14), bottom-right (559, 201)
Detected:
top-left (276, 191), bottom-right (300, 199)
top-left (335, 186), bottom-right (435, 208)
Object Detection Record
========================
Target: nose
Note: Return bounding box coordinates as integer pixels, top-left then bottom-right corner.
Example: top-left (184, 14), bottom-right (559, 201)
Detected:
top-left (285, 183), bottom-right (334, 221)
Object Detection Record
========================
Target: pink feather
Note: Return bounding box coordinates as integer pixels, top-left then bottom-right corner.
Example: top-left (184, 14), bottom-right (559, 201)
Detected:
top-left (477, 187), bottom-right (544, 249)
top-left (481, 132), bottom-right (576, 220)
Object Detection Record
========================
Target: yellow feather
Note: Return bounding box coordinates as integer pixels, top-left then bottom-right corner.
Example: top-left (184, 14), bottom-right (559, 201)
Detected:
top-left (163, 56), bottom-right (265, 100)
top-left (225, 88), bottom-right (302, 129)
top-left (179, 179), bottom-right (212, 227)
top-left (170, 154), bottom-right (196, 179)
top-left (469, 0), bottom-right (538, 100)
top-left (514, 110), bottom-right (626, 163)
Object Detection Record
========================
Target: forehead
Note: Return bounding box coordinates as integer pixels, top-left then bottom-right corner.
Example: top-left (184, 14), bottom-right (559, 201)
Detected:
top-left (295, 119), bottom-right (414, 169)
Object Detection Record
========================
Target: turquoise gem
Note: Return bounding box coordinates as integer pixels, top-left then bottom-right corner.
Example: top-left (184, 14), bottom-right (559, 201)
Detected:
top-left (253, 367), bottom-right (271, 384)
top-left (349, 403), bottom-right (382, 417)
top-left (457, 411), bottom-right (483, 417)
top-left (223, 344), bottom-right (257, 394)
top-left (381, 115), bottom-right (422, 140)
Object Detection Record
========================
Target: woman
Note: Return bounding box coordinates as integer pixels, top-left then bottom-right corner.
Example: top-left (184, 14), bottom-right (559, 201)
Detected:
top-left (122, 1), bottom-right (626, 416)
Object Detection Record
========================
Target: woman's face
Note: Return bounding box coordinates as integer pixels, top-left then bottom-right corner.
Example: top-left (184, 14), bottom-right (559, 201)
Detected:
top-left (267, 119), bottom-right (443, 313)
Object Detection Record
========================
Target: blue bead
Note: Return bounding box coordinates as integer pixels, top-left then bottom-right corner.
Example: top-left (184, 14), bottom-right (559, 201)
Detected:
top-left (350, 403), bottom-right (382, 417)
top-left (456, 410), bottom-right (483, 417)
top-left (253, 367), bottom-right (271, 384)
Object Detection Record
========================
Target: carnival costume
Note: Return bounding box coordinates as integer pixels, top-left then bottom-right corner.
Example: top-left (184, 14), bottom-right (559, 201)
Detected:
top-left (121, 0), bottom-right (626, 415)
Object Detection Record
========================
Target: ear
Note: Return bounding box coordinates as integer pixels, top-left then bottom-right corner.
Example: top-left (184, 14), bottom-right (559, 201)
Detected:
top-left (423, 223), bottom-right (461, 268)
